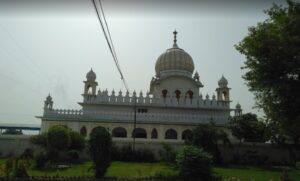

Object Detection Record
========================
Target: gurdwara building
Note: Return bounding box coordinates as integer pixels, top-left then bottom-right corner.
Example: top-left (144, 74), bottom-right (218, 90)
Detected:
top-left (39, 31), bottom-right (242, 148)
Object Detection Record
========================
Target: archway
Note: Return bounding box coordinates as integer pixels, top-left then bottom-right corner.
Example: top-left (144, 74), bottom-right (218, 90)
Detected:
top-left (112, 127), bottom-right (127, 138)
top-left (165, 129), bottom-right (177, 139)
top-left (132, 128), bottom-right (147, 138)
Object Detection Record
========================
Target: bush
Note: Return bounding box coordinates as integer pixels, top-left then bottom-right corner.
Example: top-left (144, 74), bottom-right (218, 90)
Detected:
top-left (13, 159), bottom-right (29, 178)
top-left (47, 125), bottom-right (71, 150)
top-left (89, 126), bottom-right (112, 178)
top-left (176, 145), bottom-right (213, 181)
top-left (67, 150), bottom-right (80, 163)
top-left (159, 143), bottom-right (177, 164)
top-left (111, 144), bottom-right (156, 162)
top-left (34, 151), bottom-right (48, 169)
top-left (69, 131), bottom-right (85, 151)
top-left (20, 148), bottom-right (34, 159)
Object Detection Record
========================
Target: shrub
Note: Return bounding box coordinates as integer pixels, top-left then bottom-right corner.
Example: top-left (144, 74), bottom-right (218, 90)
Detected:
top-left (69, 131), bottom-right (85, 151)
top-left (159, 143), bottom-right (177, 164)
top-left (47, 125), bottom-right (71, 150)
top-left (13, 159), bottom-right (29, 178)
top-left (296, 161), bottom-right (300, 169)
top-left (111, 144), bottom-right (156, 162)
top-left (34, 151), bottom-right (48, 169)
top-left (89, 126), bottom-right (112, 178)
top-left (20, 148), bottom-right (34, 159)
top-left (176, 145), bottom-right (213, 181)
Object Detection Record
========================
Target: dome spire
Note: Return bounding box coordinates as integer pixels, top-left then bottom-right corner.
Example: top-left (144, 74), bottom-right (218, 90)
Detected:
top-left (173, 30), bottom-right (178, 48)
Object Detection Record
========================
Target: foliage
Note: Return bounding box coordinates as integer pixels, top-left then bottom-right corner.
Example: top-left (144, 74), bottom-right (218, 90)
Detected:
top-left (20, 148), bottom-right (34, 160)
top-left (159, 143), bottom-right (177, 164)
top-left (176, 145), bottom-right (213, 181)
top-left (30, 133), bottom-right (47, 147)
top-left (111, 144), bottom-right (156, 162)
top-left (192, 123), bottom-right (230, 163)
top-left (235, 0), bottom-right (300, 145)
top-left (34, 151), bottom-right (48, 169)
top-left (69, 131), bottom-right (85, 151)
top-left (13, 159), bottom-right (29, 178)
top-left (88, 126), bottom-right (112, 178)
top-left (229, 113), bottom-right (267, 142)
top-left (30, 125), bottom-right (85, 167)
top-left (47, 125), bottom-right (71, 151)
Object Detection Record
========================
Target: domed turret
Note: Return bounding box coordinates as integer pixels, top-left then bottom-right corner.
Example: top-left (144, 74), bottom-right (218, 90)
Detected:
top-left (218, 75), bottom-right (228, 88)
top-left (86, 68), bottom-right (96, 82)
top-left (155, 31), bottom-right (194, 77)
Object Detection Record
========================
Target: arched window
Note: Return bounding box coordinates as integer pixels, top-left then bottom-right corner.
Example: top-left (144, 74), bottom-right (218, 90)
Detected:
top-left (182, 129), bottom-right (193, 142)
top-left (185, 90), bottom-right (194, 99)
top-left (87, 85), bottom-right (92, 94)
top-left (132, 128), bottom-right (147, 138)
top-left (175, 90), bottom-right (181, 100)
top-left (80, 126), bottom-right (87, 137)
top-left (222, 91), bottom-right (227, 100)
top-left (165, 129), bottom-right (177, 139)
top-left (162, 89), bottom-right (168, 98)
top-left (151, 128), bottom-right (158, 139)
top-left (112, 127), bottom-right (127, 138)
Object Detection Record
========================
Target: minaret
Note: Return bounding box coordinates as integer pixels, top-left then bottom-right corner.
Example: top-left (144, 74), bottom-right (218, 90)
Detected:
top-left (216, 75), bottom-right (230, 101)
top-left (44, 94), bottom-right (53, 110)
top-left (235, 103), bottom-right (242, 116)
top-left (83, 68), bottom-right (98, 95)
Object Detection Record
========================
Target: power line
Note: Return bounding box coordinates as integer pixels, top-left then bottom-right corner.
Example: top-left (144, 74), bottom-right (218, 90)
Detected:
top-left (91, 0), bottom-right (129, 92)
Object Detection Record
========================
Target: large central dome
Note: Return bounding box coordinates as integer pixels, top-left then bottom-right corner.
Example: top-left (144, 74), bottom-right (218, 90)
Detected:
top-left (155, 31), bottom-right (195, 76)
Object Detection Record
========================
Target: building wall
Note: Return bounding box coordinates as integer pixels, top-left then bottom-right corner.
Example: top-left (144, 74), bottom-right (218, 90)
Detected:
top-left (0, 135), bottom-right (34, 157)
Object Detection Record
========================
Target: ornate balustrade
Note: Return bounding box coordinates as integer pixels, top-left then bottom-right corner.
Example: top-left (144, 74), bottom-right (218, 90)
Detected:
top-left (83, 90), bottom-right (230, 109)
top-left (43, 108), bottom-right (227, 124)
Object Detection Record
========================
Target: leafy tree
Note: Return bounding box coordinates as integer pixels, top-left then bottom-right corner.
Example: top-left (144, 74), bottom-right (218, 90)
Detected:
top-left (229, 113), bottom-right (267, 142)
top-left (235, 0), bottom-right (300, 144)
top-left (30, 125), bottom-right (85, 166)
top-left (47, 125), bottom-right (71, 151)
top-left (176, 145), bottom-right (213, 181)
top-left (192, 123), bottom-right (230, 163)
top-left (69, 131), bottom-right (85, 151)
top-left (88, 126), bottom-right (112, 179)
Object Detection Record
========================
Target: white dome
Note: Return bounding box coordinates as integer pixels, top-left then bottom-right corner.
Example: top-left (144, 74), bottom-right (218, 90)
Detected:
top-left (218, 75), bottom-right (228, 88)
top-left (86, 69), bottom-right (96, 82)
top-left (155, 31), bottom-right (194, 76)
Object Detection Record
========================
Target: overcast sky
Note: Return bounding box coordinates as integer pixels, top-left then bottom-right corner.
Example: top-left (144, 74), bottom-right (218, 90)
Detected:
top-left (0, 0), bottom-right (286, 125)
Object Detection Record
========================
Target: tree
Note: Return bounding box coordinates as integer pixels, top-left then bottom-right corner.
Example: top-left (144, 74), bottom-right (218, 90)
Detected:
top-left (192, 123), bottom-right (230, 163)
top-left (30, 125), bottom-right (85, 166)
top-left (176, 145), bottom-right (213, 181)
top-left (235, 0), bottom-right (300, 144)
top-left (229, 113), bottom-right (267, 142)
top-left (88, 126), bottom-right (112, 179)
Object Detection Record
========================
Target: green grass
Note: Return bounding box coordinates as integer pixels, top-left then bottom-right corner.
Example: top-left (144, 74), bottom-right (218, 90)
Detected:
top-left (1, 159), bottom-right (300, 180)
top-left (214, 166), bottom-right (300, 181)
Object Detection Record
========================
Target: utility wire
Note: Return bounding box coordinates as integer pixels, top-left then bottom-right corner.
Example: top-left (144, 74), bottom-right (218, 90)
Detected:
top-left (91, 0), bottom-right (129, 92)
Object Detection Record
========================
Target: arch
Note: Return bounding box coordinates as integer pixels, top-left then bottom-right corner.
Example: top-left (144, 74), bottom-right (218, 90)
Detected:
top-left (162, 89), bottom-right (168, 98)
top-left (132, 128), bottom-right (147, 138)
top-left (112, 127), bottom-right (127, 138)
top-left (165, 129), bottom-right (177, 139)
top-left (182, 129), bottom-right (193, 141)
top-left (80, 126), bottom-right (87, 137)
top-left (87, 84), bottom-right (92, 94)
top-left (185, 90), bottom-right (194, 99)
top-left (175, 90), bottom-right (181, 100)
top-left (222, 91), bottom-right (227, 100)
top-left (151, 128), bottom-right (158, 139)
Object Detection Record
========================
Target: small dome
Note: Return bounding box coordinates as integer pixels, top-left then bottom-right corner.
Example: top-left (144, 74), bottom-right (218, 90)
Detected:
top-left (218, 75), bottom-right (228, 88)
top-left (155, 31), bottom-right (194, 76)
top-left (86, 69), bottom-right (96, 81)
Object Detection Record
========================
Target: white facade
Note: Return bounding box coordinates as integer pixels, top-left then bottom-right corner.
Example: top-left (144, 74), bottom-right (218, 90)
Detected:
top-left (39, 31), bottom-right (241, 144)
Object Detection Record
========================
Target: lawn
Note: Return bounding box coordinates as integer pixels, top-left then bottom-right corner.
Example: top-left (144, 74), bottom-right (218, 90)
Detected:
top-left (1, 160), bottom-right (300, 180)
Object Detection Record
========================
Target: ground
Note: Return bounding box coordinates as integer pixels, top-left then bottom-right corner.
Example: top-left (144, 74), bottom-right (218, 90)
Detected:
top-left (0, 160), bottom-right (300, 181)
